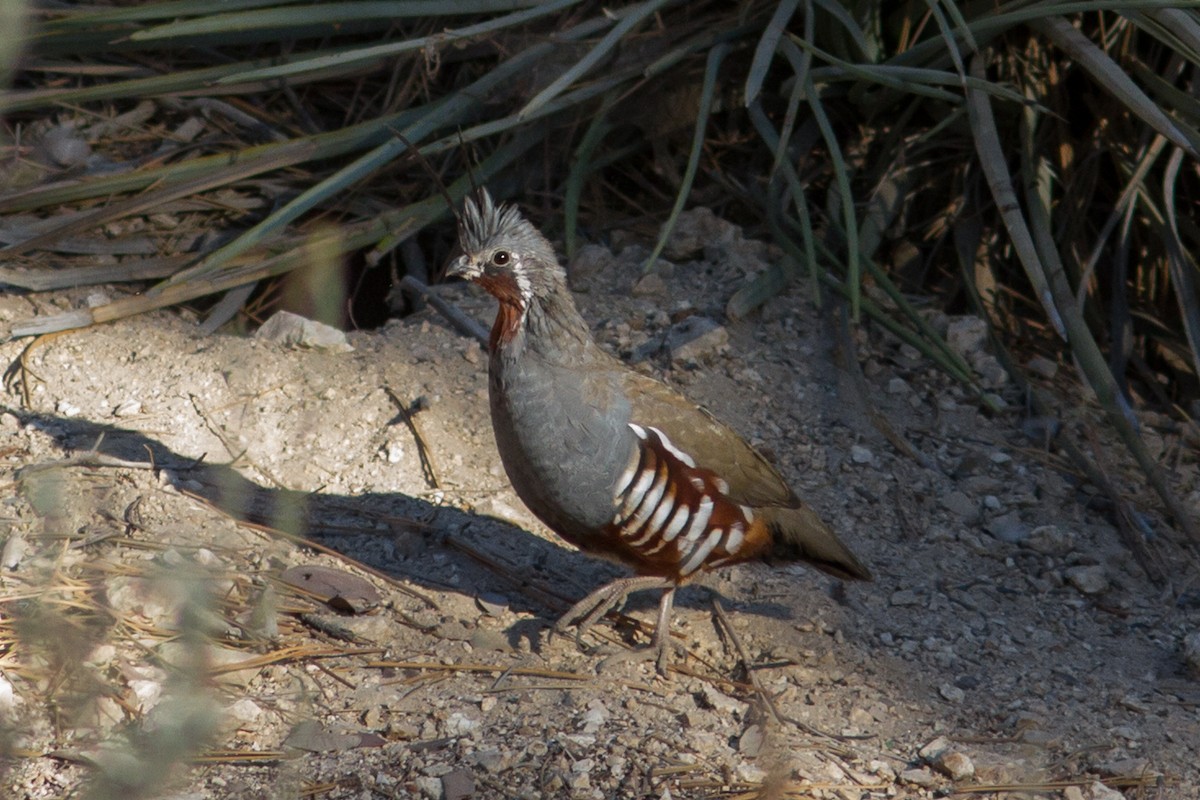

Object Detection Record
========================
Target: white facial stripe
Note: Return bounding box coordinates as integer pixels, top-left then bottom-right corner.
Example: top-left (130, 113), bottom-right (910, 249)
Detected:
top-left (681, 527), bottom-right (724, 575)
top-left (512, 259), bottom-right (532, 301)
top-left (648, 426), bottom-right (696, 468)
top-left (741, 505), bottom-right (755, 523)
top-left (629, 423), bottom-right (647, 439)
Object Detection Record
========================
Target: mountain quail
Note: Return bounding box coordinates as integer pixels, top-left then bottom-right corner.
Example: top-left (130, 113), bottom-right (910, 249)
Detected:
top-left (446, 190), bottom-right (870, 673)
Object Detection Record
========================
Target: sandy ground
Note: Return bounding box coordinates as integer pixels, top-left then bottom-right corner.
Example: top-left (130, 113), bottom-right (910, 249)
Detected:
top-left (0, 221), bottom-right (1197, 799)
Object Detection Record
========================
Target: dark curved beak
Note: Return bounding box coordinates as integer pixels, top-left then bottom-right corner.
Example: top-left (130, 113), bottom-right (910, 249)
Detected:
top-left (444, 254), bottom-right (479, 281)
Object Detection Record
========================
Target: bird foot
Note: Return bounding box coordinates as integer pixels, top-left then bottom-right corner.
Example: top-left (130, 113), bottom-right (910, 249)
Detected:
top-left (596, 635), bottom-right (684, 676)
top-left (552, 576), bottom-right (680, 675)
top-left (552, 575), bottom-right (674, 650)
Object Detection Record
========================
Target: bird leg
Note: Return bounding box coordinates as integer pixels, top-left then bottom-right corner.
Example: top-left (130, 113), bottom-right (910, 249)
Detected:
top-left (554, 575), bottom-right (675, 650)
top-left (555, 576), bottom-right (684, 674)
top-left (651, 586), bottom-right (676, 675)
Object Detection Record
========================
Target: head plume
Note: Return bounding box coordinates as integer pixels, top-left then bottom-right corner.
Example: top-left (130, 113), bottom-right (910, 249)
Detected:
top-left (450, 189), bottom-right (564, 300)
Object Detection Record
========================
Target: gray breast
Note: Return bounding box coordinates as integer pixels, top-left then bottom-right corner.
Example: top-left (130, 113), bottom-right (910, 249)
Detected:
top-left (490, 346), bottom-right (634, 540)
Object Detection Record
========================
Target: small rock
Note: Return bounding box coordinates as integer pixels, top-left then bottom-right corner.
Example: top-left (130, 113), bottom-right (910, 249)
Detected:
top-left (444, 711), bottom-right (479, 736)
top-left (1024, 525), bottom-right (1074, 556)
top-left (579, 700), bottom-right (608, 734)
top-left (940, 490), bottom-right (978, 521)
top-left (973, 354), bottom-right (1009, 388)
top-left (899, 767), bottom-right (939, 788)
top-left (441, 768), bottom-right (475, 800)
top-left (631, 273), bottom-right (668, 297)
top-left (1083, 780), bottom-right (1128, 800)
top-left (946, 316), bottom-right (988, 357)
top-left (662, 207), bottom-right (737, 260)
top-left (889, 589), bottom-right (921, 607)
top-left (468, 629), bottom-right (511, 653)
top-left (939, 683), bottom-right (965, 703)
top-left (56, 399), bottom-right (81, 417)
top-left (569, 244), bottom-right (613, 280)
top-left (2, 533), bottom-right (27, 570)
top-left (1064, 787), bottom-right (1085, 800)
top-left (850, 445), bottom-right (874, 464)
top-left (698, 684), bottom-right (747, 717)
top-left (738, 724), bottom-right (764, 756)
top-left (934, 751), bottom-right (975, 781)
top-left (1026, 356), bottom-right (1058, 379)
top-left (887, 377), bottom-right (911, 394)
top-left (415, 776), bottom-right (442, 799)
top-left (667, 316), bottom-right (728, 363)
top-left (1181, 631), bottom-right (1200, 677)
top-left (40, 123), bottom-right (92, 167)
top-left (1095, 757), bottom-right (1150, 777)
top-left (113, 399), bottom-right (143, 417)
top-left (1065, 564), bottom-right (1109, 595)
top-left (986, 512), bottom-right (1028, 544)
top-left (255, 310), bottom-right (353, 352)
top-left (918, 736), bottom-right (950, 760)
top-left (474, 593), bottom-right (508, 617)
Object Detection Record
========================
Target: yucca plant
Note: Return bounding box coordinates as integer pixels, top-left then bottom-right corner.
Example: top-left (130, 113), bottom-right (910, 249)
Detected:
top-left (0, 1), bottom-right (1197, 572)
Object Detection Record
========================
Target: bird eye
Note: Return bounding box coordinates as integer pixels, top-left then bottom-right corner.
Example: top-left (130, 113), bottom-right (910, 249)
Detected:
top-left (491, 250), bottom-right (510, 266)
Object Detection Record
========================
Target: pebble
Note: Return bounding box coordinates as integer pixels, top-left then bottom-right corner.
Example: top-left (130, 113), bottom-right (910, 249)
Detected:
top-left (986, 511), bottom-right (1028, 544)
top-left (56, 399), bottom-right (81, 417)
top-left (667, 316), bottom-right (728, 363)
top-left (939, 683), bottom-right (965, 703)
top-left (889, 589), bottom-right (921, 607)
top-left (1026, 355), bottom-right (1058, 379)
top-left (255, 310), bottom-right (353, 352)
top-left (441, 768), bottom-right (474, 800)
top-left (850, 444), bottom-right (874, 464)
top-left (946, 316), bottom-right (988, 357)
top-left (934, 751), bottom-right (975, 781)
top-left (631, 273), bottom-right (668, 297)
top-left (887, 377), bottom-right (910, 394)
top-left (899, 767), bottom-right (939, 788)
top-left (569, 243), bottom-right (614, 280)
top-left (113, 399), bottom-right (142, 417)
top-left (1065, 564), bottom-right (1109, 595)
top-left (737, 724), bottom-right (764, 756)
top-left (940, 490), bottom-right (978, 521)
top-left (474, 593), bottom-right (509, 617)
top-left (1025, 525), bottom-right (1074, 556)
top-left (1181, 631), bottom-right (1200, 677)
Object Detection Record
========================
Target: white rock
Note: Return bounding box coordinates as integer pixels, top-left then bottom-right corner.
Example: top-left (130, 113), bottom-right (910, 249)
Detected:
top-left (1065, 564), bottom-right (1108, 595)
top-left (1025, 525), bottom-right (1074, 556)
top-left (113, 400), bottom-right (143, 417)
top-left (667, 316), bottom-right (728, 363)
top-left (939, 683), bottom-right (965, 703)
top-left (946, 316), bottom-right (988, 357)
top-left (850, 445), bottom-right (874, 464)
top-left (256, 310), bottom-right (353, 352)
top-left (56, 399), bottom-right (81, 417)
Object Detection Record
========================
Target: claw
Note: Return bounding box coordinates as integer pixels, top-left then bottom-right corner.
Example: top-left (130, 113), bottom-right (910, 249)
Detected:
top-left (552, 576), bottom-right (679, 674)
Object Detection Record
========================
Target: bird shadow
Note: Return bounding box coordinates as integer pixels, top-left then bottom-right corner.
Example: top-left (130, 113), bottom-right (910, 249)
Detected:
top-left (7, 408), bottom-right (819, 660)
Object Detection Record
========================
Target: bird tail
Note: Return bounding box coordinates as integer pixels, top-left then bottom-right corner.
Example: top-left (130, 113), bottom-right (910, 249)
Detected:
top-left (758, 504), bottom-right (872, 581)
